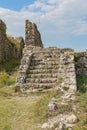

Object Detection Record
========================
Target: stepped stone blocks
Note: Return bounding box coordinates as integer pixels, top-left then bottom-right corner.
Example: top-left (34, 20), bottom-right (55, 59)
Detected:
top-left (16, 20), bottom-right (77, 92)
top-left (25, 20), bottom-right (43, 47)
top-left (75, 50), bottom-right (87, 76)
top-left (16, 19), bottom-right (77, 93)
top-left (0, 19), bottom-right (24, 63)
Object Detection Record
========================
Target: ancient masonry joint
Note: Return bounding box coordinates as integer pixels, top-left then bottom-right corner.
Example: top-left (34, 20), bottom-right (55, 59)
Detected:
top-left (16, 20), bottom-right (77, 93)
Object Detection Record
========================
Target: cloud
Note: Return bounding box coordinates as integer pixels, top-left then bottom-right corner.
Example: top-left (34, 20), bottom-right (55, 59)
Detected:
top-left (0, 0), bottom-right (87, 49)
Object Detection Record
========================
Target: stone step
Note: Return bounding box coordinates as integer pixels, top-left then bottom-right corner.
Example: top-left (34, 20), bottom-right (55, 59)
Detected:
top-left (29, 65), bottom-right (59, 69)
top-left (21, 83), bottom-right (56, 90)
top-left (32, 57), bottom-right (60, 62)
top-left (28, 69), bottom-right (59, 74)
top-left (33, 49), bottom-right (60, 55)
top-left (30, 60), bottom-right (60, 66)
top-left (26, 73), bottom-right (58, 78)
top-left (25, 77), bottom-right (57, 83)
top-left (33, 54), bottom-right (60, 59)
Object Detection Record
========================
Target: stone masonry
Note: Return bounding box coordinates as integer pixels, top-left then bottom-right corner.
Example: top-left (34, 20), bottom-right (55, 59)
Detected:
top-left (25, 20), bottom-right (43, 47)
top-left (0, 19), bottom-right (24, 63)
top-left (16, 20), bottom-right (77, 93)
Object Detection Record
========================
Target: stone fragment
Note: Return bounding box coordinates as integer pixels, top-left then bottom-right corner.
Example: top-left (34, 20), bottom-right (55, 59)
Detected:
top-left (42, 122), bottom-right (53, 129)
top-left (48, 102), bottom-right (58, 113)
top-left (66, 114), bottom-right (77, 124)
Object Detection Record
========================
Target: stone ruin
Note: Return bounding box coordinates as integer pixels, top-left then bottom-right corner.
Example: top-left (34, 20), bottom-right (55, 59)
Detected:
top-left (1, 18), bottom-right (87, 93)
top-left (16, 20), bottom-right (77, 93)
top-left (25, 20), bottom-right (43, 47)
top-left (0, 19), bottom-right (24, 63)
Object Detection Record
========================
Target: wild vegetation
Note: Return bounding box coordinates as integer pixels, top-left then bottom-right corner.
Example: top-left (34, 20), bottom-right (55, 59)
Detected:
top-left (73, 75), bottom-right (87, 130)
top-left (0, 59), bottom-right (87, 130)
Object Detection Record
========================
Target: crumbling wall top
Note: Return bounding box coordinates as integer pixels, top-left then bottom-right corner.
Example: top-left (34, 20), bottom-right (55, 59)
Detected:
top-left (0, 19), bottom-right (6, 35)
top-left (25, 20), bottom-right (43, 48)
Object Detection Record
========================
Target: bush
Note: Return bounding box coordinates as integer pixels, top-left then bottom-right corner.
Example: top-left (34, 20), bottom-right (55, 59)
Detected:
top-left (14, 85), bottom-right (20, 92)
top-left (74, 53), bottom-right (82, 62)
top-left (0, 59), bottom-right (20, 72)
top-left (77, 75), bottom-right (87, 93)
top-left (0, 71), bottom-right (9, 86)
top-left (0, 71), bottom-right (17, 87)
top-left (62, 86), bottom-right (69, 91)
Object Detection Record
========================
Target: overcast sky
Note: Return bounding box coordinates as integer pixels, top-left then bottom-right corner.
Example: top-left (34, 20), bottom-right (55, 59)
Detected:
top-left (0, 0), bottom-right (87, 51)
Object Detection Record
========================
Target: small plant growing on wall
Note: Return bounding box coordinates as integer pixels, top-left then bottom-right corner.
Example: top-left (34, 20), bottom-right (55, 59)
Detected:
top-left (14, 85), bottom-right (20, 92)
top-left (62, 86), bottom-right (69, 91)
top-left (74, 52), bottom-right (82, 62)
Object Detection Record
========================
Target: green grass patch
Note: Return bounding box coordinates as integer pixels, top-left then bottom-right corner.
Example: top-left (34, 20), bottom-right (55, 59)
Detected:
top-left (0, 59), bottom-right (20, 88)
top-left (0, 71), bottom-right (17, 88)
top-left (72, 92), bottom-right (87, 130)
top-left (77, 75), bottom-right (87, 93)
top-left (28, 91), bottom-right (56, 124)
top-left (74, 52), bottom-right (82, 62)
top-left (0, 59), bottom-right (20, 72)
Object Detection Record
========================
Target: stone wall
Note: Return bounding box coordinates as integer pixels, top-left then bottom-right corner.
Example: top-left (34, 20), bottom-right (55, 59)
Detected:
top-left (25, 20), bottom-right (43, 47)
top-left (16, 20), bottom-right (77, 93)
top-left (59, 48), bottom-right (77, 92)
top-left (16, 46), bottom-right (77, 93)
top-left (0, 19), bottom-right (24, 63)
top-left (75, 50), bottom-right (87, 76)
top-left (7, 36), bottom-right (25, 59)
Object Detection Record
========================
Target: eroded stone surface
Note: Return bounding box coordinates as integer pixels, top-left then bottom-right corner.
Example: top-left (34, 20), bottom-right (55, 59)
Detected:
top-left (25, 20), bottom-right (43, 47)
top-left (0, 19), bottom-right (24, 63)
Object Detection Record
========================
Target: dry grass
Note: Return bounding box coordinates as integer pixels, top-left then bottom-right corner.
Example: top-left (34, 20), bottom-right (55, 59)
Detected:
top-left (0, 85), bottom-right (55, 130)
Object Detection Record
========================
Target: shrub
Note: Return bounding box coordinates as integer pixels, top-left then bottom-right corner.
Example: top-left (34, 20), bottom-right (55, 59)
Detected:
top-left (0, 59), bottom-right (20, 72)
top-left (0, 71), bottom-right (9, 86)
top-left (14, 85), bottom-right (20, 92)
top-left (62, 86), bottom-right (69, 91)
top-left (74, 53), bottom-right (82, 62)
top-left (0, 71), bottom-right (17, 88)
top-left (77, 75), bottom-right (87, 93)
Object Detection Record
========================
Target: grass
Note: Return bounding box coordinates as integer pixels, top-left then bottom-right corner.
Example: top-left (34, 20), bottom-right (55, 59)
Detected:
top-left (0, 87), bottom-right (55, 130)
top-left (0, 59), bottom-right (20, 72)
top-left (0, 58), bottom-right (87, 129)
top-left (0, 58), bottom-right (56, 130)
top-left (0, 59), bottom-right (20, 88)
top-left (72, 75), bottom-right (87, 130)
top-left (77, 75), bottom-right (87, 93)
top-left (0, 71), bottom-right (17, 88)
top-left (72, 92), bottom-right (87, 130)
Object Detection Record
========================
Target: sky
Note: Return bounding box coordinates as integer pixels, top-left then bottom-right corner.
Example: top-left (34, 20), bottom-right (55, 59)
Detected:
top-left (0, 0), bottom-right (87, 51)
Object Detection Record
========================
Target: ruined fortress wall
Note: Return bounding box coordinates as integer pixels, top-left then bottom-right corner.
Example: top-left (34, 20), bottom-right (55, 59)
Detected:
top-left (25, 20), bottom-right (43, 48)
top-left (0, 19), bottom-right (24, 63)
top-left (16, 46), bottom-right (77, 93)
top-left (75, 50), bottom-right (87, 76)
top-left (59, 49), bottom-right (77, 92)
top-left (16, 20), bottom-right (77, 93)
